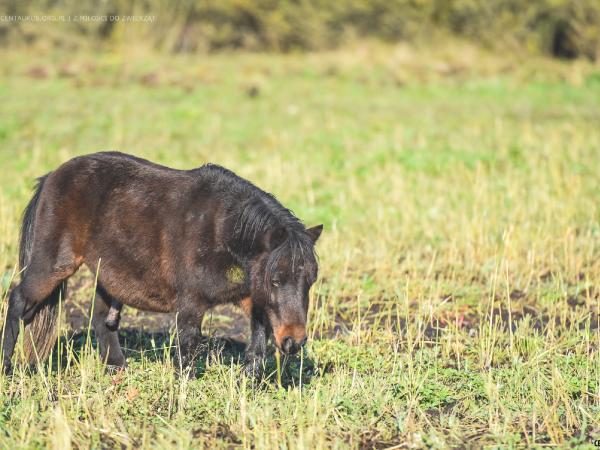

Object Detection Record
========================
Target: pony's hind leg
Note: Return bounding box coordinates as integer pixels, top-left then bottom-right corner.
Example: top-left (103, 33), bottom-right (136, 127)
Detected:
top-left (1, 285), bottom-right (27, 373)
top-left (105, 300), bottom-right (123, 331)
top-left (1, 270), bottom-right (70, 373)
top-left (92, 286), bottom-right (126, 369)
top-left (2, 171), bottom-right (80, 373)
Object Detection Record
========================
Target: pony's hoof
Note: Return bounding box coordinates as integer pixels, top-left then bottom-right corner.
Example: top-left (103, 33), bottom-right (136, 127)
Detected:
top-left (243, 358), bottom-right (265, 380)
top-left (2, 361), bottom-right (12, 376)
top-left (106, 361), bottom-right (127, 374)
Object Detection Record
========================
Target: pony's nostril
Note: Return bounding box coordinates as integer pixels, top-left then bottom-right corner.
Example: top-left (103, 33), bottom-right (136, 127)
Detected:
top-left (282, 336), bottom-right (294, 354)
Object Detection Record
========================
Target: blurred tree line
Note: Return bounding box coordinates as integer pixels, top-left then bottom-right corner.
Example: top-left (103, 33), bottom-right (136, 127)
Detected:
top-left (1, 0), bottom-right (599, 59)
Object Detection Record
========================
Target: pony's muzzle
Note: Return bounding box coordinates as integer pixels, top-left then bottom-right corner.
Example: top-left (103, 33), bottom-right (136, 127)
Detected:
top-left (281, 335), bottom-right (307, 355)
top-left (274, 323), bottom-right (307, 354)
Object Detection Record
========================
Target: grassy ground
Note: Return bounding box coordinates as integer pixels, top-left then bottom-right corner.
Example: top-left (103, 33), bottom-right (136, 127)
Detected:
top-left (0, 42), bottom-right (599, 448)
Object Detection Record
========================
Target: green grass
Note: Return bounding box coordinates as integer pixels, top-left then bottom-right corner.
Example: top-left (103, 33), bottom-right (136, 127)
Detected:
top-left (0, 43), bottom-right (599, 448)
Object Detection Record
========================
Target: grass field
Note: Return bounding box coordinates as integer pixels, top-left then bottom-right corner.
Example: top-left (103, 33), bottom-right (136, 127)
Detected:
top-left (0, 43), bottom-right (599, 448)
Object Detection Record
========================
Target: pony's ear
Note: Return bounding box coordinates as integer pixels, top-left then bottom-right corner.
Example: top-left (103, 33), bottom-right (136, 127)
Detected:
top-left (306, 224), bottom-right (323, 243)
top-left (263, 226), bottom-right (287, 250)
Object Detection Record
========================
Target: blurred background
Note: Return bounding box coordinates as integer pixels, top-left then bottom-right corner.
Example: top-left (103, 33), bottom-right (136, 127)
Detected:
top-left (1, 0), bottom-right (600, 58)
top-left (0, 2), bottom-right (599, 446)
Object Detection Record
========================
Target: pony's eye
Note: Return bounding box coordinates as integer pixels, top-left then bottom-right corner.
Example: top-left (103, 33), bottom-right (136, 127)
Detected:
top-left (271, 279), bottom-right (280, 287)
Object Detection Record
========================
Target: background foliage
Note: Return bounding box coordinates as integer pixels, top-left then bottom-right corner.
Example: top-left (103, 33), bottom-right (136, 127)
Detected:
top-left (1, 0), bottom-right (600, 58)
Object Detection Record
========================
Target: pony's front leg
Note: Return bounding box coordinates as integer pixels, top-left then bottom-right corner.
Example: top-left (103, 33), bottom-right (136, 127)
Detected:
top-left (244, 305), bottom-right (270, 379)
top-left (175, 302), bottom-right (205, 378)
top-left (92, 285), bottom-right (127, 369)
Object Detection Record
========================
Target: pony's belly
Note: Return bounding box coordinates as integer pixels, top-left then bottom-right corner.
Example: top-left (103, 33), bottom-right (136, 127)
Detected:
top-left (87, 260), bottom-right (176, 313)
top-left (119, 290), bottom-right (175, 313)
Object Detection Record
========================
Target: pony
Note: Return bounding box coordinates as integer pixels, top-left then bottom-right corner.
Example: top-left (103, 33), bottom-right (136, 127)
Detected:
top-left (1, 152), bottom-right (322, 377)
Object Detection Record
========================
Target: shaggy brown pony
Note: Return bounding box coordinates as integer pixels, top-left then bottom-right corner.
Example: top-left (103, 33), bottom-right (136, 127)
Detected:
top-left (1, 152), bottom-right (322, 377)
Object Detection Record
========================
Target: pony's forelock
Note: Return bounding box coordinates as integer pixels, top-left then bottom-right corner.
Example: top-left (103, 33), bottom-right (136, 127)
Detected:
top-left (263, 232), bottom-right (318, 295)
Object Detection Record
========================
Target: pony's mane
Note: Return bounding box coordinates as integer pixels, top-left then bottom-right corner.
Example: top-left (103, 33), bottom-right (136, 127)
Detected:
top-left (237, 197), bottom-right (317, 292)
top-left (233, 194), bottom-right (317, 269)
top-left (199, 164), bottom-right (318, 281)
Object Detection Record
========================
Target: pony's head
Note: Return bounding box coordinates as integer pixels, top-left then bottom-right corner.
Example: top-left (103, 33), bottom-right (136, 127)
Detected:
top-left (231, 195), bottom-right (323, 354)
top-left (251, 224), bottom-right (322, 354)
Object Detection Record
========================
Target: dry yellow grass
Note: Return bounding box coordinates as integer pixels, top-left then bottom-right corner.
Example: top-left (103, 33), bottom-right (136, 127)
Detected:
top-left (0, 43), bottom-right (599, 447)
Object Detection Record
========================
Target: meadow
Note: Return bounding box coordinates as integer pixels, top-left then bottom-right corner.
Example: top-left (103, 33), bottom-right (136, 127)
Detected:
top-left (0, 42), bottom-right (599, 448)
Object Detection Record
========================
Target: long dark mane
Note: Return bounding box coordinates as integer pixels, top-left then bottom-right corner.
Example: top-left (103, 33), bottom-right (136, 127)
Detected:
top-left (200, 164), bottom-right (318, 288)
top-left (238, 201), bottom-right (317, 292)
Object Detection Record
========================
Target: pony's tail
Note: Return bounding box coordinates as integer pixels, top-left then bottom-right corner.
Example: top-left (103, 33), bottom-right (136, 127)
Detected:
top-left (19, 175), bottom-right (66, 365)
